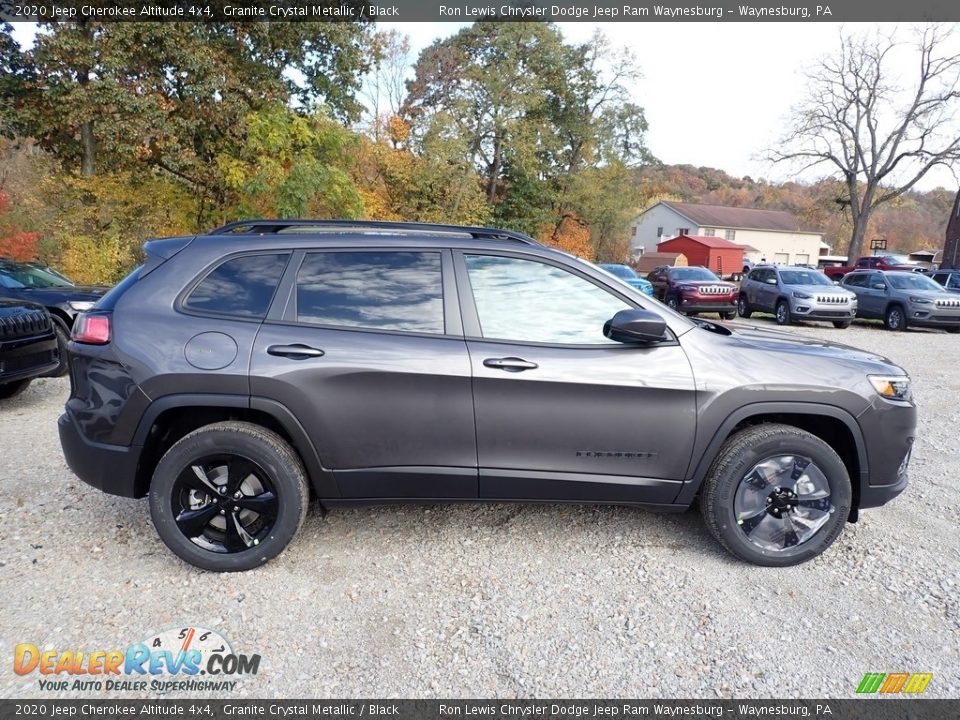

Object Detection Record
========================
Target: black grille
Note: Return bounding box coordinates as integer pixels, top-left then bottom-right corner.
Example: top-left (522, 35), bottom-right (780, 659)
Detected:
top-left (0, 309), bottom-right (52, 339)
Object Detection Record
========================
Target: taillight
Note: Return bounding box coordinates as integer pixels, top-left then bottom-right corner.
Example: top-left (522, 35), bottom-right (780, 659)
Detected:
top-left (72, 313), bottom-right (111, 344)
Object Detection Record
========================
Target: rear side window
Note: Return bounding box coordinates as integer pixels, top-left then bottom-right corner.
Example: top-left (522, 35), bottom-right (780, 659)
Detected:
top-left (296, 251), bottom-right (444, 334)
top-left (184, 253), bottom-right (290, 319)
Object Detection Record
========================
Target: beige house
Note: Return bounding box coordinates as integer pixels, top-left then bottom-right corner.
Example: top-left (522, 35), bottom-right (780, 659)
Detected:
top-left (630, 201), bottom-right (824, 268)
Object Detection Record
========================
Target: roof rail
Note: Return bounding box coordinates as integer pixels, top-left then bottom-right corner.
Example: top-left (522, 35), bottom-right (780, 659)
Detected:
top-left (207, 219), bottom-right (541, 246)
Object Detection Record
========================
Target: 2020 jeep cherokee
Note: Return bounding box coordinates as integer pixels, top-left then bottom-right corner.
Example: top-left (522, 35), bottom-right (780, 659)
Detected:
top-left (59, 220), bottom-right (917, 571)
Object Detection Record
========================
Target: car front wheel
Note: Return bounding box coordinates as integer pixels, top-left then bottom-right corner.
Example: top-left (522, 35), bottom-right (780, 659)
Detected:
top-left (885, 305), bottom-right (907, 331)
top-left (149, 421), bottom-right (309, 572)
top-left (737, 295), bottom-right (752, 318)
top-left (775, 300), bottom-right (791, 325)
top-left (699, 424), bottom-right (851, 566)
top-left (0, 379), bottom-right (31, 400)
top-left (666, 295), bottom-right (679, 311)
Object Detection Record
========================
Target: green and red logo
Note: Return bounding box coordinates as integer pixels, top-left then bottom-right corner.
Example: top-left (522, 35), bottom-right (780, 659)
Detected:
top-left (856, 672), bottom-right (932, 694)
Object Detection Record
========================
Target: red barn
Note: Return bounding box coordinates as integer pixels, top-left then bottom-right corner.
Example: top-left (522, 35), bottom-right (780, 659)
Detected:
top-left (657, 234), bottom-right (744, 278)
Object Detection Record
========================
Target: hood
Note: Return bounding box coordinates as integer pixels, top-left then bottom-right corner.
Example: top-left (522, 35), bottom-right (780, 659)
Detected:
top-left (727, 323), bottom-right (898, 369)
top-left (677, 280), bottom-right (735, 289)
top-left (0, 298), bottom-right (47, 317)
top-left (15, 285), bottom-right (108, 301)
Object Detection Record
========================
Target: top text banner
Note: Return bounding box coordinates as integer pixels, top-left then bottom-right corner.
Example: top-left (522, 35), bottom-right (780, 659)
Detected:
top-left (3, 0), bottom-right (960, 22)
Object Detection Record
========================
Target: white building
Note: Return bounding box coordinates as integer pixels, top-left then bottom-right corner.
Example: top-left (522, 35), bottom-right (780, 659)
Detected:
top-left (630, 201), bottom-right (824, 268)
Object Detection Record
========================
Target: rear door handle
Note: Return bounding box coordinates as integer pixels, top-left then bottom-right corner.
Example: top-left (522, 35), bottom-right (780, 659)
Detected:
top-left (483, 357), bottom-right (538, 372)
top-left (267, 344), bottom-right (325, 359)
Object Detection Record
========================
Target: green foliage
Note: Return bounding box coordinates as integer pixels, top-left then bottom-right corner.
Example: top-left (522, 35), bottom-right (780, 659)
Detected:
top-left (218, 106), bottom-right (363, 220)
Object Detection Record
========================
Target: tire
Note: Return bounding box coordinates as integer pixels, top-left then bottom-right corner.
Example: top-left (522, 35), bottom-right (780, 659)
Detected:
top-left (44, 318), bottom-right (71, 377)
top-left (666, 294), bottom-right (679, 311)
top-left (884, 305), bottom-right (907, 332)
top-left (699, 423), bottom-right (851, 567)
top-left (945, 326), bottom-right (959, 334)
top-left (721, 311), bottom-right (736, 320)
top-left (737, 295), bottom-right (752, 318)
top-left (149, 421), bottom-right (309, 572)
top-left (775, 300), bottom-right (791, 326)
top-left (0, 379), bottom-right (31, 400)
top-left (832, 321), bottom-right (852, 329)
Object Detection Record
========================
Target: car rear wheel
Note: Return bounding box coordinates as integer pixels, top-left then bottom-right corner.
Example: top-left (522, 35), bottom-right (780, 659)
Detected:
top-left (699, 424), bottom-right (851, 566)
top-left (775, 300), bottom-right (791, 325)
top-left (737, 295), bottom-right (752, 318)
top-left (832, 321), bottom-right (852, 329)
top-left (149, 421), bottom-right (309, 572)
top-left (0, 379), bottom-right (31, 400)
top-left (884, 305), bottom-right (907, 331)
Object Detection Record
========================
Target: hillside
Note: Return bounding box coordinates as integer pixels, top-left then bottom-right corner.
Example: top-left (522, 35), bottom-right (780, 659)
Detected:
top-left (633, 164), bottom-right (957, 256)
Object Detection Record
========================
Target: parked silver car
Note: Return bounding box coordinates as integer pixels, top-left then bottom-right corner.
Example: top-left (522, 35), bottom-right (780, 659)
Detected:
top-left (738, 265), bottom-right (858, 328)
top-left (841, 270), bottom-right (960, 332)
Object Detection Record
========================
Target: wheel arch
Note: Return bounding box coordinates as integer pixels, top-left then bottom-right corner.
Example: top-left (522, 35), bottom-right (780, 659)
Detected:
top-left (677, 402), bottom-right (868, 520)
top-left (131, 394), bottom-right (337, 500)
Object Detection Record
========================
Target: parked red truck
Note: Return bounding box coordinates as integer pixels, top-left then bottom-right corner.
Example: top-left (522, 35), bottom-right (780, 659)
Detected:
top-left (822, 255), bottom-right (919, 280)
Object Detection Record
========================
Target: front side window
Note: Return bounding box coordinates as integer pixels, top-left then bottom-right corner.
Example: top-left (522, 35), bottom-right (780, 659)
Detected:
top-left (184, 253), bottom-right (290, 318)
top-left (465, 255), bottom-right (631, 345)
top-left (296, 251), bottom-right (444, 334)
top-left (843, 273), bottom-right (867, 288)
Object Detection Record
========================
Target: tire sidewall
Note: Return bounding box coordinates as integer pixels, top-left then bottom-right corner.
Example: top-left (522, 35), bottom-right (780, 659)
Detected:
top-left (149, 427), bottom-right (306, 572)
top-left (666, 294), bottom-right (679, 310)
top-left (737, 295), bottom-right (750, 317)
top-left (775, 300), bottom-right (790, 325)
top-left (707, 430), bottom-right (851, 566)
top-left (44, 319), bottom-right (71, 378)
top-left (885, 305), bottom-right (904, 331)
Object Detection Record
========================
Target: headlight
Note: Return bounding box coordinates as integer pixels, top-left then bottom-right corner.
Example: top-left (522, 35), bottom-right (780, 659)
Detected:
top-left (793, 291), bottom-right (812, 299)
top-left (68, 301), bottom-right (96, 311)
top-left (868, 375), bottom-right (911, 401)
top-left (908, 296), bottom-right (932, 304)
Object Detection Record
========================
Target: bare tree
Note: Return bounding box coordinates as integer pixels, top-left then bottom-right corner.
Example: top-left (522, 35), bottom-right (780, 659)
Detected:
top-left (360, 30), bottom-right (412, 144)
top-left (772, 25), bottom-right (960, 260)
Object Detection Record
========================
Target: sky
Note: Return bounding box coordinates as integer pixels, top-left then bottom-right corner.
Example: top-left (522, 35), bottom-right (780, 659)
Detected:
top-left (11, 21), bottom-right (960, 192)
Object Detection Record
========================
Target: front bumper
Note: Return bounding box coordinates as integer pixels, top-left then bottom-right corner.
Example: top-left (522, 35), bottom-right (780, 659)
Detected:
top-left (678, 296), bottom-right (737, 313)
top-left (857, 397), bottom-right (917, 509)
top-left (905, 304), bottom-right (960, 328)
top-left (789, 301), bottom-right (857, 321)
top-left (58, 411), bottom-right (145, 498)
top-left (0, 333), bottom-right (58, 385)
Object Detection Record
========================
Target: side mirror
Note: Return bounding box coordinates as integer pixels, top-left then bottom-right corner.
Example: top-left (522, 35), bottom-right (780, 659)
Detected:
top-left (833, 281), bottom-right (840, 286)
top-left (765, 278), bottom-right (778, 285)
top-left (604, 308), bottom-right (667, 344)
top-left (872, 283), bottom-right (886, 290)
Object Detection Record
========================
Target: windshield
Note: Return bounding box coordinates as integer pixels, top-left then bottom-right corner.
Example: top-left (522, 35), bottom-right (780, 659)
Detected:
top-left (779, 270), bottom-right (833, 286)
top-left (882, 255), bottom-right (912, 265)
top-left (886, 273), bottom-right (943, 291)
top-left (599, 264), bottom-right (637, 280)
top-left (670, 267), bottom-right (719, 281)
top-left (0, 261), bottom-right (74, 289)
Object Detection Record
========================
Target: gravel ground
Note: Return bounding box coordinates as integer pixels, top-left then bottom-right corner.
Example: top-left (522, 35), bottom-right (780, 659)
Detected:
top-left (1, 317), bottom-right (958, 699)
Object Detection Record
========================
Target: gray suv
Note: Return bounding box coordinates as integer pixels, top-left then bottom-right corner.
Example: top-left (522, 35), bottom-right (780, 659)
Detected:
top-left (842, 270), bottom-right (960, 332)
top-left (59, 220), bottom-right (917, 571)
top-left (738, 265), bottom-right (858, 328)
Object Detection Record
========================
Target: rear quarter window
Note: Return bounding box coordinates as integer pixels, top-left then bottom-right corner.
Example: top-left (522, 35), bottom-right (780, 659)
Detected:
top-left (183, 253), bottom-right (290, 319)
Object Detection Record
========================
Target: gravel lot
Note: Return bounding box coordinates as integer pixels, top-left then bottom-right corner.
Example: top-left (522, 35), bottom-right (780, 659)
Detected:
top-left (1, 317), bottom-right (958, 699)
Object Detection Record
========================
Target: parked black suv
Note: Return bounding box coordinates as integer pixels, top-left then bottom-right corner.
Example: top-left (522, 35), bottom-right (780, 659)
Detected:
top-left (59, 221), bottom-right (917, 571)
top-left (0, 259), bottom-right (109, 376)
top-left (0, 300), bottom-right (59, 399)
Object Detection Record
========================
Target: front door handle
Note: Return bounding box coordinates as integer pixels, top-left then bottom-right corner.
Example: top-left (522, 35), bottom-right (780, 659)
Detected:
top-left (267, 344), bottom-right (325, 359)
top-left (483, 357), bottom-right (538, 372)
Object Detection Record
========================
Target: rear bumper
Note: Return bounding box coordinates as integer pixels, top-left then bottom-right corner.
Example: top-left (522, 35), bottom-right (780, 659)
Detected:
top-left (58, 411), bottom-right (145, 498)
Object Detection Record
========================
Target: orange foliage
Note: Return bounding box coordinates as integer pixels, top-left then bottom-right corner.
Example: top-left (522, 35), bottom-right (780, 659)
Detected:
top-left (0, 192), bottom-right (39, 261)
top-left (538, 214), bottom-right (594, 259)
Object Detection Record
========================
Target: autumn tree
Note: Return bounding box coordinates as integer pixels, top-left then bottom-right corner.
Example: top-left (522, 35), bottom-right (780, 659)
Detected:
top-left (2, 21), bottom-right (374, 219)
top-left (771, 25), bottom-right (960, 260)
